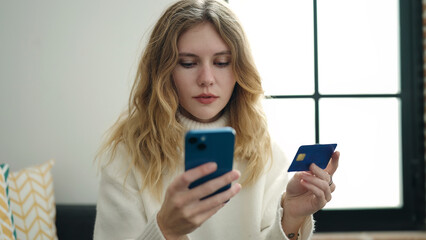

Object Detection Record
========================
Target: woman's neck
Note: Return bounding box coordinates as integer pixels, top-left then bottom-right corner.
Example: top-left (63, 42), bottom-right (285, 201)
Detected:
top-left (177, 110), bottom-right (230, 131)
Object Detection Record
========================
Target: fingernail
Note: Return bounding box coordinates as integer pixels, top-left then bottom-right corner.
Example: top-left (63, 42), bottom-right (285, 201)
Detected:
top-left (300, 175), bottom-right (309, 182)
top-left (229, 172), bottom-right (240, 182)
top-left (209, 162), bottom-right (218, 170)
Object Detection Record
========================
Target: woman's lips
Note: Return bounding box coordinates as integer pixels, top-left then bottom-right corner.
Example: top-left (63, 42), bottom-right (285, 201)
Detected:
top-left (193, 94), bottom-right (218, 104)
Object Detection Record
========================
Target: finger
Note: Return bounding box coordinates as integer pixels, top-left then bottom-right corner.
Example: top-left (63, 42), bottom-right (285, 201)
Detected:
top-left (309, 163), bottom-right (331, 183)
top-left (330, 182), bottom-right (336, 193)
top-left (171, 162), bottom-right (218, 191)
top-left (300, 180), bottom-right (329, 208)
top-left (325, 151), bottom-right (340, 176)
top-left (188, 202), bottom-right (226, 228)
top-left (300, 174), bottom-right (332, 202)
top-left (201, 182), bottom-right (241, 206)
top-left (308, 164), bottom-right (337, 193)
top-left (189, 183), bottom-right (241, 216)
top-left (190, 170), bottom-right (240, 201)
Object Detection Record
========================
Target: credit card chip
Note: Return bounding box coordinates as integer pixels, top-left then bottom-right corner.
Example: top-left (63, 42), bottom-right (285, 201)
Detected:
top-left (296, 153), bottom-right (306, 161)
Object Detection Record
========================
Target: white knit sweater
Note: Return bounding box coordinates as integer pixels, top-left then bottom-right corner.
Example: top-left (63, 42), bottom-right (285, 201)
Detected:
top-left (93, 113), bottom-right (314, 240)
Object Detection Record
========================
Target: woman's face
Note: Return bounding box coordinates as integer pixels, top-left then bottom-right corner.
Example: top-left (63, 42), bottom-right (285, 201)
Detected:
top-left (172, 22), bottom-right (236, 123)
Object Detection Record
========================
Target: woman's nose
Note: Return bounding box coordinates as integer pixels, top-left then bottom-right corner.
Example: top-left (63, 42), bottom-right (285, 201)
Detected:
top-left (197, 65), bottom-right (215, 87)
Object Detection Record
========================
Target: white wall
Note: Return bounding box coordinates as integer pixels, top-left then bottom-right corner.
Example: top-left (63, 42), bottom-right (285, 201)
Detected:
top-left (0, 0), bottom-right (176, 204)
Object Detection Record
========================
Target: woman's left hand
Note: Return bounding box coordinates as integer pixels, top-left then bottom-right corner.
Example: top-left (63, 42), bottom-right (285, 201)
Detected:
top-left (283, 151), bottom-right (340, 220)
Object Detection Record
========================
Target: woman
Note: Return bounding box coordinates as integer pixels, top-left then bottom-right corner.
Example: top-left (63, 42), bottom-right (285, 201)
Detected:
top-left (94, 0), bottom-right (340, 239)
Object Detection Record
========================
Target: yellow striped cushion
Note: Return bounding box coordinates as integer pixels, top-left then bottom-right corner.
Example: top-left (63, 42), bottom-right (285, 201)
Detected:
top-left (0, 164), bottom-right (17, 240)
top-left (8, 160), bottom-right (57, 240)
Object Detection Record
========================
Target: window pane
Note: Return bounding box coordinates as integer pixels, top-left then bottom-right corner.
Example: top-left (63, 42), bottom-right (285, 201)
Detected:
top-left (319, 98), bottom-right (402, 209)
top-left (317, 0), bottom-right (400, 94)
top-left (230, 0), bottom-right (314, 95)
top-left (262, 99), bottom-right (315, 160)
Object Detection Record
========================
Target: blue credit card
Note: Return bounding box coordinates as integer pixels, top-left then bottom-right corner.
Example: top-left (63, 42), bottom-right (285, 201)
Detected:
top-left (288, 144), bottom-right (337, 172)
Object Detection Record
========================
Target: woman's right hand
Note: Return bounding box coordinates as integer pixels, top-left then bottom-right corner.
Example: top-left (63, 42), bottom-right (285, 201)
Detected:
top-left (157, 162), bottom-right (241, 240)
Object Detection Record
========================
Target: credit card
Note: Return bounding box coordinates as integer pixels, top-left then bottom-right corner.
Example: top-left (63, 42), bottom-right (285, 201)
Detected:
top-left (288, 144), bottom-right (337, 172)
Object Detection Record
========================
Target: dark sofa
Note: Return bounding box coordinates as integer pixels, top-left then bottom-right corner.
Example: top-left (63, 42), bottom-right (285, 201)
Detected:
top-left (56, 204), bottom-right (96, 240)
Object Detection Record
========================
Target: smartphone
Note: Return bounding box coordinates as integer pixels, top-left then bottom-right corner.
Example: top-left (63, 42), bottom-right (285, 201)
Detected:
top-left (288, 143), bottom-right (337, 172)
top-left (184, 127), bottom-right (235, 199)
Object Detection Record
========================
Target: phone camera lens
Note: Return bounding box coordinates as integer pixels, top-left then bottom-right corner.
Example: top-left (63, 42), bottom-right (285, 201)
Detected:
top-left (189, 137), bottom-right (197, 144)
top-left (197, 143), bottom-right (207, 150)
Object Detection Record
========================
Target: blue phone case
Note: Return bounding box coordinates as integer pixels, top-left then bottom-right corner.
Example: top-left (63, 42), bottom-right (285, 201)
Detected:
top-left (184, 127), bottom-right (235, 199)
top-left (288, 143), bottom-right (337, 172)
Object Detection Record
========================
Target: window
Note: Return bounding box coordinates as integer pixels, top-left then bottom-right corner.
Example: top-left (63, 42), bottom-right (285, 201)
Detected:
top-left (229, 0), bottom-right (424, 231)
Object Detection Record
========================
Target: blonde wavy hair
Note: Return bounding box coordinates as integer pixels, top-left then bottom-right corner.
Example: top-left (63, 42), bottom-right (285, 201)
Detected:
top-left (98, 0), bottom-right (271, 199)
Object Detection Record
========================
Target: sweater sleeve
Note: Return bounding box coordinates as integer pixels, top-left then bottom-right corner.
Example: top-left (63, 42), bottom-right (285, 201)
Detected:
top-left (260, 142), bottom-right (315, 240)
top-left (93, 149), bottom-right (166, 240)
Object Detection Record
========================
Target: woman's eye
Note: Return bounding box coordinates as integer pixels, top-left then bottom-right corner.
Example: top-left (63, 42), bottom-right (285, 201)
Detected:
top-left (215, 61), bottom-right (230, 67)
top-left (179, 62), bottom-right (196, 68)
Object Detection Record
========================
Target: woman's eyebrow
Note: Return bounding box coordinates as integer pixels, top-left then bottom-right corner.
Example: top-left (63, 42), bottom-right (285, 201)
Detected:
top-left (214, 50), bottom-right (231, 56)
top-left (178, 50), bottom-right (231, 57)
top-left (178, 52), bottom-right (198, 57)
